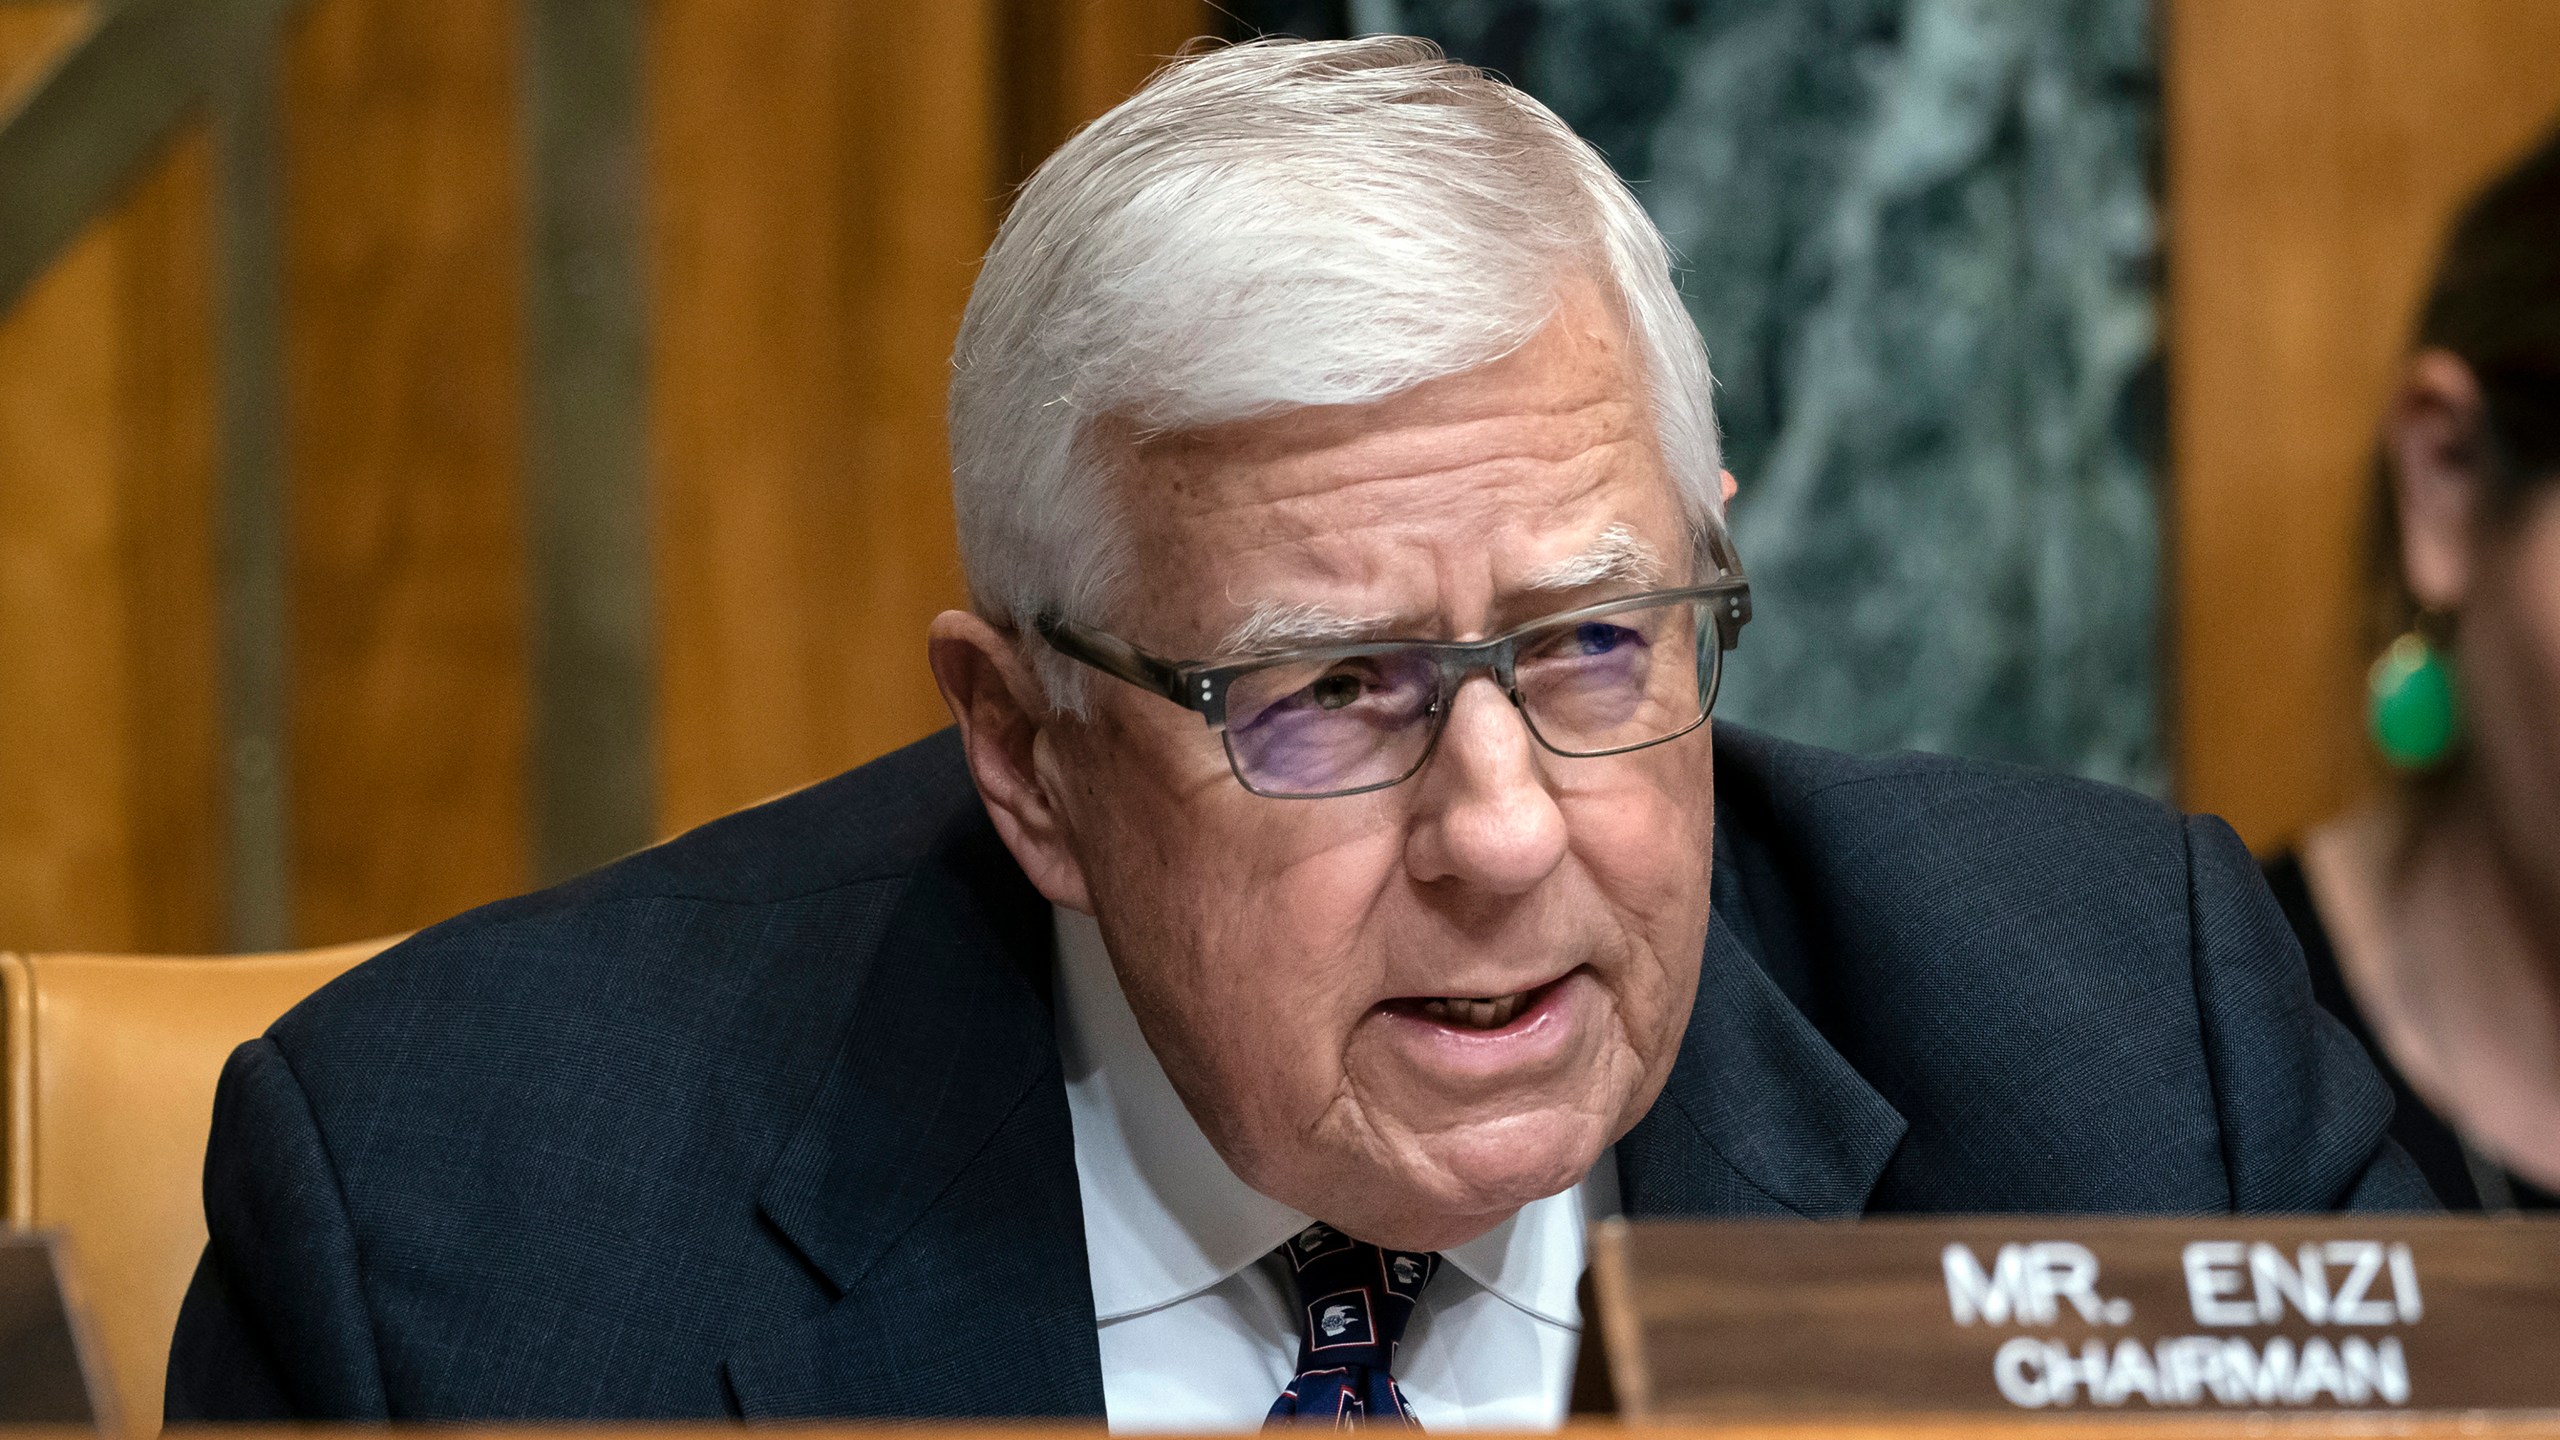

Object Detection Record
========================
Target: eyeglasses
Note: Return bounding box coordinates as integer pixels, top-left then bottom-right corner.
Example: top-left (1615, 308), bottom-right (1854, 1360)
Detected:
top-left (1036, 572), bottom-right (1752, 800)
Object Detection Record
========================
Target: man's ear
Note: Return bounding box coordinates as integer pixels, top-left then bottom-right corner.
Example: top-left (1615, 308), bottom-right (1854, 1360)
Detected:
top-left (2390, 349), bottom-right (2489, 613)
top-left (1719, 469), bottom-right (1738, 508)
top-left (927, 611), bottom-right (1095, 912)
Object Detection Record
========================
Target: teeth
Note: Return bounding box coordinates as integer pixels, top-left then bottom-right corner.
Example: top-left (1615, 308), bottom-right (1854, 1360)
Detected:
top-left (1419, 993), bottom-right (1529, 1029)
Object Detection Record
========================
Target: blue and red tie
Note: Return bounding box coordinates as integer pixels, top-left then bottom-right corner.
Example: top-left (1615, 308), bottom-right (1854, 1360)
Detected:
top-left (1265, 1222), bottom-right (1441, 1428)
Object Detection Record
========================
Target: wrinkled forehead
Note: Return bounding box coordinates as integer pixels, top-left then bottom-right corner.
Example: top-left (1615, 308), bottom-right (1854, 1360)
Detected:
top-left (1099, 279), bottom-right (1688, 649)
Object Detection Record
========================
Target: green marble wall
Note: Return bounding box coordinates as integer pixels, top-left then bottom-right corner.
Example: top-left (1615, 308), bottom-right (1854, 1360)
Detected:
top-left (1230, 0), bottom-right (2165, 790)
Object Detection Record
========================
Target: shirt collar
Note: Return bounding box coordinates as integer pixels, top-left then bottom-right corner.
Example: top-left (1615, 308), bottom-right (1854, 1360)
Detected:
top-left (1053, 904), bottom-right (1608, 1328)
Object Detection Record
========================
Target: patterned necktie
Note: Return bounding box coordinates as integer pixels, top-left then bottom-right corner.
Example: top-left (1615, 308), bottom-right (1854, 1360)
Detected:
top-left (1266, 1221), bottom-right (1441, 1428)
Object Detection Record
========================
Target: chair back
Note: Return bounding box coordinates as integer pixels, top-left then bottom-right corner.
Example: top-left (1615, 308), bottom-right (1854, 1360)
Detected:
top-left (1, 939), bottom-right (390, 1428)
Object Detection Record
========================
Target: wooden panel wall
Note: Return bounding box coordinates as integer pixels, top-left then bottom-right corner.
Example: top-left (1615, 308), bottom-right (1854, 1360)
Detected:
top-left (648, 0), bottom-right (988, 834)
top-left (0, 3), bottom-right (83, 102)
top-left (651, 0), bottom-right (1213, 834)
top-left (0, 0), bottom-right (224, 954)
top-left (1002, 0), bottom-right (1216, 187)
top-left (282, 0), bottom-right (533, 942)
top-left (2168, 0), bottom-right (2560, 850)
top-left (0, 0), bottom-right (1215, 952)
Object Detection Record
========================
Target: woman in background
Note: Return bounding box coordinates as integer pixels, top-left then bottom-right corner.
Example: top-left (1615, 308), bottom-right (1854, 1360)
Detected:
top-left (2266, 122), bottom-right (2560, 1210)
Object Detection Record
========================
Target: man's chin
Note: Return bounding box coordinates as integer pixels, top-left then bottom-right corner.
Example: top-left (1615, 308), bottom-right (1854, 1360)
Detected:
top-left (1351, 1118), bottom-right (1609, 1250)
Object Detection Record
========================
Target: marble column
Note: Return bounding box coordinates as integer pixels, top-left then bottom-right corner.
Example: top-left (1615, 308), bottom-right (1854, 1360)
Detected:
top-left (1234, 0), bottom-right (2166, 791)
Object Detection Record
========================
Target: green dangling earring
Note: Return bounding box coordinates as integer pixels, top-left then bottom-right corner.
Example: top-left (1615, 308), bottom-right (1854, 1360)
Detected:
top-left (2367, 630), bottom-right (2460, 772)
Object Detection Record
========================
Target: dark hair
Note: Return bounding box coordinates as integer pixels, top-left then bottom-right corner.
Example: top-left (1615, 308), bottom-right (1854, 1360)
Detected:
top-left (2374, 119), bottom-right (2560, 637)
top-left (2416, 124), bottom-right (2560, 499)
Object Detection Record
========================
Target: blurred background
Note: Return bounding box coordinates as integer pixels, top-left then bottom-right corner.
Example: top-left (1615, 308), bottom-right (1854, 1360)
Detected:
top-left (1, 0), bottom-right (2555, 955)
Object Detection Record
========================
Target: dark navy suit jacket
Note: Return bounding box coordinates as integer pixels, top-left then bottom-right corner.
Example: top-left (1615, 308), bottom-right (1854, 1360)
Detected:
top-left (165, 726), bottom-right (2430, 1420)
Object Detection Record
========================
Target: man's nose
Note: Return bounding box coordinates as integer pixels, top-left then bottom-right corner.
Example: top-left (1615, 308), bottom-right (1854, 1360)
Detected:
top-left (1402, 674), bottom-right (1569, 893)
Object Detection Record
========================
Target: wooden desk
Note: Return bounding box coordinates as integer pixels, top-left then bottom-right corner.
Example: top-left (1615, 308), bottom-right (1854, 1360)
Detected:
top-left (14, 1421), bottom-right (2560, 1439)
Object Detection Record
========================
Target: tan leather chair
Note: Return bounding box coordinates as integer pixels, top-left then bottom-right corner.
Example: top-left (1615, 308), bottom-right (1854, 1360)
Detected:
top-left (2, 939), bottom-right (392, 1428)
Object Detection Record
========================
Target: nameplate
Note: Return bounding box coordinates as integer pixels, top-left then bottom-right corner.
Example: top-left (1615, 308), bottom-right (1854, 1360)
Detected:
top-left (1587, 1215), bottom-right (2560, 1417)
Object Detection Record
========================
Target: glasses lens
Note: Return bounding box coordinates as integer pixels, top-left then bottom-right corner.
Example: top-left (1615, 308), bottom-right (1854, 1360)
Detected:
top-left (1221, 648), bottom-right (1442, 797)
top-left (1514, 599), bottom-right (1708, 755)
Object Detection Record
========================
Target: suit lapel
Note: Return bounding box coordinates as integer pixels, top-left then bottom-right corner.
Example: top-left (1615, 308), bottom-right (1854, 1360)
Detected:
top-left (722, 810), bottom-right (1105, 1419)
top-left (1617, 893), bottom-right (1908, 1219)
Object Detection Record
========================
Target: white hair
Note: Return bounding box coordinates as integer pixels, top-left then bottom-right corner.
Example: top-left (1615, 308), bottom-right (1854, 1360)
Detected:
top-left (947, 35), bottom-right (1723, 709)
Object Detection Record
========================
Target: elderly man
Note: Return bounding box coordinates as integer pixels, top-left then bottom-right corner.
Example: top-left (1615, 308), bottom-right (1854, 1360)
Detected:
top-left (167, 37), bottom-right (2424, 1429)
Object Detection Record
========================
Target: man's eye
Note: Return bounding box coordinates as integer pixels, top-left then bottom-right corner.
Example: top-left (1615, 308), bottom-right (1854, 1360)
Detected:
top-left (1307, 671), bottom-right (1367, 710)
top-left (1569, 622), bottom-right (1639, 656)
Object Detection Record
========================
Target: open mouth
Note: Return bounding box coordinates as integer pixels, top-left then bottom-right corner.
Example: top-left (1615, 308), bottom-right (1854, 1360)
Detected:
top-left (1416, 994), bottom-right (1533, 1029)
top-left (1386, 971), bottom-right (1575, 1033)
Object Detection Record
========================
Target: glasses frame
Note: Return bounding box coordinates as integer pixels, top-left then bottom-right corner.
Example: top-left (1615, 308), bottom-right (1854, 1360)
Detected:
top-left (1035, 543), bottom-right (1753, 799)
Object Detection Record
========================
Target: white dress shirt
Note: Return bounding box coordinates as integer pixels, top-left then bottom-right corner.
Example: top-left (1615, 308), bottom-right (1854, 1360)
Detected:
top-left (1054, 906), bottom-right (1616, 1432)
